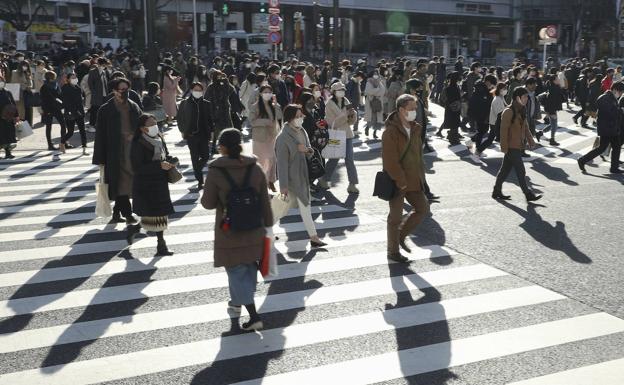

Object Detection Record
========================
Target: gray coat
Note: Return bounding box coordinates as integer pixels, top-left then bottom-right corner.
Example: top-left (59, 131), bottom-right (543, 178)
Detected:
top-left (275, 122), bottom-right (312, 206)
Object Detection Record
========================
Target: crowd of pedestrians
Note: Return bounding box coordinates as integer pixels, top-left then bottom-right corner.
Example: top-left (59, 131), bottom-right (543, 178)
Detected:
top-left (1, 43), bottom-right (622, 330)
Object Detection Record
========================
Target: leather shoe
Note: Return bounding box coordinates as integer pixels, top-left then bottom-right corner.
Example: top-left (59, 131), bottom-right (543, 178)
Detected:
top-left (526, 194), bottom-right (542, 202)
top-left (492, 191), bottom-right (511, 200)
top-left (577, 159), bottom-right (586, 173)
top-left (387, 252), bottom-right (409, 263)
top-left (310, 240), bottom-right (328, 248)
top-left (399, 237), bottom-right (411, 253)
top-left (609, 168), bottom-right (624, 174)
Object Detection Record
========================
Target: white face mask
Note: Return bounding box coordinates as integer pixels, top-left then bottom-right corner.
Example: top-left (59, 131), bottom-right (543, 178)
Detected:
top-left (157, 66), bottom-right (162, 71)
top-left (500, 90), bottom-right (508, 96)
top-left (70, 78), bottom-right (78, 85)
top-left (294, 117), bottom-right (304, 128)
top-left (373, 75), bottom-right (379, 80)
top-left (335, 90), bottom-right (345, 98)
top-left (192, 91), bottom-right (203, 99)
top-left (147, 125), bottom-right (159, 137)
top-left (0, 82), bottom-right (5, 89)
top-left (406, 110), bottom-right (417, 122)
top-left (313, 90), bottom-right (322, 98)
top-left (262, 93), bottom-right (273, 101)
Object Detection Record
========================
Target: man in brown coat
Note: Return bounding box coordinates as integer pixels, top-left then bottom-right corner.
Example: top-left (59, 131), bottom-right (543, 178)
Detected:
top-left (382, 94), bottom-right (430, 263)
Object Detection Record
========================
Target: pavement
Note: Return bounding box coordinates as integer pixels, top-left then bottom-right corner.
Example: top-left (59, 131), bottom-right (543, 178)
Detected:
top-left (0, 102), bottom-right (623, 384)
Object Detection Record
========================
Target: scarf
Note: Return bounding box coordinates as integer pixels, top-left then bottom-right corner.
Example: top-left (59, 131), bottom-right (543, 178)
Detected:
top-left (142, 133), bottom-right (166, 161)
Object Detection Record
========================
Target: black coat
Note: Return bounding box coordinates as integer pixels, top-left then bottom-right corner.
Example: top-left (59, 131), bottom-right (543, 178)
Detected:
top-left (468, 81), bottom-right (492, 123)
top-left (542, 83), bottom-right (564, 114)
top-left (40, 81), bottom-right (63, 114)
top-left (0, 118), bottom-right (16, 146)
top-left (587, 79), bottom-right (601, 112)
top-left (596, 91), bottom-right (621, 137)
top-left (0, 89), bottom-right (16, 118)
top-left (176, 96), bottom-right (214, 138)
top-left (205, 81), bottom-right (234, 132)
top-left (302, 106), bottom-right (329, 151)
top-left (88, 68), bottom-right (109, 106)
top-left (61, 83), bottom-right (84, 117)
top-left (142, 94), bottom-right (162, 111)
top-left (104, 89), bottom-right (144, 110)
top-left (92, 99), bottom-right (143, 200)
top-left (575, 76), bottom-right (589, 103)
top-left (443, 84), bottom-right (462, 127)
top-left (131, 135), bottom-right (174, 217)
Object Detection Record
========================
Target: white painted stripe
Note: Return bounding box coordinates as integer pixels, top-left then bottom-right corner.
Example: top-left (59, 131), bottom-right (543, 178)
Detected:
top-left (234, 313), bottom-right (624, 385)
top-left (0, 283), bottom-right (571, 385)
top-left (506, 358), bottom-right (624, 385)
top-left (530, 132), bottom-right (593, 157)
top-left (1, 209), bottom-right (375, 243)
top-left (0, 206), bottom-right (367, 263)
top-left (424, 143), bottom-right (466, 158)
top-left (0, 244), bottom-right (453, 289)
top-left (0, 247), bottom-right (462, 353)
top-left (0, 261), bottom-right (501, 318)
top-left (0, 162), bottom-right (202, 179)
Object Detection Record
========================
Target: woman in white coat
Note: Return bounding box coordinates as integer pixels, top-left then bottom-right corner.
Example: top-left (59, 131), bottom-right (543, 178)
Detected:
top-left (364, 70), bottom-right (386, 138)
top-left (239, 72), bottom-right (257, 122)
top-left (249, 84), bottom-right (282, 192)
top-left (319, 81), bottom-right (359, 194)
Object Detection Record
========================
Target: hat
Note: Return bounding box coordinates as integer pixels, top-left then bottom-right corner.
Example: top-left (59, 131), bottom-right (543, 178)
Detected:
top-left (331, 81), bottom-right (345, 93)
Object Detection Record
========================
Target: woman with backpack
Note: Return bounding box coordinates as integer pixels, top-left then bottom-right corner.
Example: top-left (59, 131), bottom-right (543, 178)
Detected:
top-left (201, 128), bottom-right (273, 332)
top-left (126, 114), bottom-right (176, 256)
top-left (276, 104), bottom-right (327, 248)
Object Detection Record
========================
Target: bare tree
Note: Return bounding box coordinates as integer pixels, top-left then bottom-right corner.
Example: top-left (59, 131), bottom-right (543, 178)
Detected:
top-left (0, 0), bottom-right (46, 31)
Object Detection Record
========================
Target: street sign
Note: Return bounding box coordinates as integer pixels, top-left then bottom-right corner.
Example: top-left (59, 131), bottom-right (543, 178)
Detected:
top-left (268, 31), bottom-right (282, 45)
top-left (539, 39), bottom-right (556, 45)
top-left (269, 13), bottom-right (280, 26)
top-left (546, 25), bottom-right (558, 38)
top-left (268, 25), bottom-right (281, 32)
top-left (268, 0), bottom-right (280, 7)
top-left (269, 7), bottom-right (280, 14)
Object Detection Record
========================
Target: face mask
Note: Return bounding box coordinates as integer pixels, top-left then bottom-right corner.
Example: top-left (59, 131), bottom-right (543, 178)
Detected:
top-left (313, 90), bottom-right (322, 98)
top-left (262, 93), bottom-right (273, 101)
top-left (192, 91), bottom-right (203, 99)
top-left (17, 57), bottom-right (23, 62)
top-left (70, 78), bottom-right (78, 85)
top-left (0, 82), bottom-right (5, 89)
top-left (294, 117), bottom-right (304, 127)
top-left (118, 90), bottom-right (129, 99)
top-left (157, 65), bottom-right (162, 71)
top-left (373, 75), bottom-right (379, 80)
top-left (406, 110), bottom-right (417, 121)
top-left (147, 125), bottom-right (159, 137)
top-left (335, 90), bottom-right (345, 98)
top-left (500, 90), bottom-right (508, 96)
top-left (245, 63), bottom-right (251, 68)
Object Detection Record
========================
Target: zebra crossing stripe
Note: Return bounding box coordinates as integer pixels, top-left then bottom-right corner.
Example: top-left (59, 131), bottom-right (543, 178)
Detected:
top-left (506, 358), bottom-right (624, 385)
top-left (0, 286), bottom-right (571, 384)
top-left (232, 313), bottom-right (624, 385)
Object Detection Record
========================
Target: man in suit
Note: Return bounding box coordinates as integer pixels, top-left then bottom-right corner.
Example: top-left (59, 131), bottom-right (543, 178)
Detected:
top-left (87, 57), bottom-right (110, 132)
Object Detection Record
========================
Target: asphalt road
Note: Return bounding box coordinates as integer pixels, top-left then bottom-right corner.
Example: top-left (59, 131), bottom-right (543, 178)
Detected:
top-left (0, 102), bottom-right (622, 384)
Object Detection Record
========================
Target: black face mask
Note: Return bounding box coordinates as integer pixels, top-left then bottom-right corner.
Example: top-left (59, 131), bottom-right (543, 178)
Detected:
top-left (118, 90), bottom-right (129, 100)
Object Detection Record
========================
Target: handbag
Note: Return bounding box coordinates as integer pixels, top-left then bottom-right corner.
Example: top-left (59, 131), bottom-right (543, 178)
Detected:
top-left (167, 167), bottom-right (183, 184)
top-left (95, 167), bottom-right (112, 217)
top-left (270, 193), bottom-right (291, 222)
top-left (370, 96), bottom-right (382, 113)
top-left (307, 148), bottom-right (325, 181)
top-left (15, 120), bottom-right (33, 139)
top-left (372, 132), bottom-right (413, 201)
top-left (27, 91), bottom-right (41, 107)
top-left (321, 128), bottom-right (347, 159)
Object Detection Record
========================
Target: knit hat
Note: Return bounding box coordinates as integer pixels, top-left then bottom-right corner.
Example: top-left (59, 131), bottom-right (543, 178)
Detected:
top-left (330, 81), bottom-right (345, 93)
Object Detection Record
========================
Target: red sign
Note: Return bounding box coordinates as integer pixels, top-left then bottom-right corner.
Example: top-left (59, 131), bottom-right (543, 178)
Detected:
top-left (269, 13), bottom-right (280, 26)
top-left (268, 0), bottom-right (280, 7)
top-left (269, 7), bottom-right (280, 14)
top-left (546, 25), bottom-right (558, 38)
top-left (268, 31), bottom-right (282, 45)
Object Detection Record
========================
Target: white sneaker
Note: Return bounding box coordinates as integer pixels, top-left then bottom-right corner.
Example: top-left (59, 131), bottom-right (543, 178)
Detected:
top-left (86, 126), bottom-right (96, 133)
top-left (465, 139), bottom-right (474, 150)
top-left (478, 151), bottom-right (487, 158)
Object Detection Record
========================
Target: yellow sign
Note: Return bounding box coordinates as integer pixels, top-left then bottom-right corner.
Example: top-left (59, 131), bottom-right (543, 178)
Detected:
top-left (4, 23), bottom-right (77, 33)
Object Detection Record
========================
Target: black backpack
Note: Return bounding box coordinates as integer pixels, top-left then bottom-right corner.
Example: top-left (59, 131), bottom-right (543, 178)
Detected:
top-left (217, 165), bottom-right (263, 231)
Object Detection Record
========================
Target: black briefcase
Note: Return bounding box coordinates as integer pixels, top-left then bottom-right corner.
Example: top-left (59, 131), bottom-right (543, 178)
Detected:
top-left (373, 170), bottom-right (397, 201)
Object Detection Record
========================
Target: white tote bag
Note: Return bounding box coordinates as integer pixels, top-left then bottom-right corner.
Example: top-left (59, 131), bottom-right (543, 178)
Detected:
top-left (15, 120), bottom-right (33, 139)
top-left (270, 193), bottom-right (291, 223)
top-left (321, 128), bottom-right (347, 159)
top-left (95, 167), bottom-right (112, 218)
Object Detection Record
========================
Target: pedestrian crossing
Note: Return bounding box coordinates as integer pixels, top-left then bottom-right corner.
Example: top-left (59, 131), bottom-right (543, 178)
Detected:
top-left (0, 124), bottom-right (623, 385)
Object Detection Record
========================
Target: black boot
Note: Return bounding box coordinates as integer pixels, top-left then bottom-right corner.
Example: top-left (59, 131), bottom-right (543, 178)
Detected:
top-left (126, 224), bottom-right (141, 245)
top-left (492, 189), bottom-right (511, 200)
top-left (110, 210), bottom-right (125, 223)
top-left (156, 232), bottom-right (174, 256)
top-left (4, 148), bottom-right (14, 159)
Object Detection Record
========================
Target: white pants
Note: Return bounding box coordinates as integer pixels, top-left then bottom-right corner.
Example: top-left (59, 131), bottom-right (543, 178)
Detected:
top-left (295, 198), bottom-right (317, 238)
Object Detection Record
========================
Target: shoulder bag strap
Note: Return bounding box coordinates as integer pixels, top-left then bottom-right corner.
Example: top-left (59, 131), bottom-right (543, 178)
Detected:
top-left (399, 129), bottom-right (415, 163)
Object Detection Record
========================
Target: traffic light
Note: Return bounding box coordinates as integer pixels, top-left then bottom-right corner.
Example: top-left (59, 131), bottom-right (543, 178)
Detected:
top-left (222, 1), bottom-right (230, 16)
top-left (260, 2), bottom-right (267, 13)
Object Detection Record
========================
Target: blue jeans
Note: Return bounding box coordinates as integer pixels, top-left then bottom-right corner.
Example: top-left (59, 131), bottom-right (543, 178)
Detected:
top-left (324, 138), bottom-right (359, 184)
top-left (543, 113), bottom-right (558, 140)
top-left (225, 263), bottom-right (258, 306)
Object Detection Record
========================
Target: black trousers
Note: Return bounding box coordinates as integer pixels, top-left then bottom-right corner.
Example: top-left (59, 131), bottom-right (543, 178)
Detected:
top-left (44, 110), bottom-right (67, 147)
top-left (471, 120), bottom-right (489, 147)
top-left (62, 116), bottom-right (87, 147)
top-left (114, 195), bottom-right (132, 218)
top-left (573, 103), bottom-right (588, 124)
top-left (494, 149), bottom-right (531, 196)
top-left (187, 134), bottom-right (210, 184)
top-left (476, 124), bottom-right (500, 153)
top-left (579, 135), bottom-right (621, 171)
top-left (89, 105), bottom-right (101, 126)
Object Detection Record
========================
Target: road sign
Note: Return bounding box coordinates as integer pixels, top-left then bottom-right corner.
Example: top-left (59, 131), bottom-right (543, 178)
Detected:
top-left (268, 31), bottom-right (282, 45)
top-left (539, 39), bottom-right (556, 45)
top-left (269, 7), bottom-right (280, 14)
top-left (546, 25), bottom-right (558, 38)
top-left (269, 13), bottom-right (280, 26)
top-left (268, 0), bottom-right (280, 7)
top-left (268, 25), bottom-right (281, 32)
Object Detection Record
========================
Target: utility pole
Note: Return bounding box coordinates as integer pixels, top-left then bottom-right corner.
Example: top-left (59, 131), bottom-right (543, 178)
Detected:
top-left (332, 0), bottom-right (339, 67)
top-left (146, 0), bottom-right (159, 83)
top-left (192, 0), bottom-right (198, 54)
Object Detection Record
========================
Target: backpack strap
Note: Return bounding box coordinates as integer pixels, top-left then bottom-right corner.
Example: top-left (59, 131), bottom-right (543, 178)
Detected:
top-left (241, 164), bottom-right (254, 188)
top-left (216, 167), bottom-right (239, 189)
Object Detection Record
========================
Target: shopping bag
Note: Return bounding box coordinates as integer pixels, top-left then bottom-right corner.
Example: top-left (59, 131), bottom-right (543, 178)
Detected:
top-left (321, 128), bottom-right (346, 159)
top-left (270, 193), bottom-right (291, 223)
top-left (259, 227), bottom-right (278, 278)
top-left (95, 167), bottom-right (112, 218)
top-left (5, 83), bottom-right (20, 101)
top-left (15, 120), bottom-right (33, 139)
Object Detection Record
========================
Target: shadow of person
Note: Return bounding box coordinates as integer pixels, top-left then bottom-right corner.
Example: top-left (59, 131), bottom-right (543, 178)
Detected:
top-left (0, 229), bottom-right (124, 335)
top-left (383, 262), bottom-right (457, 384)
top-left (190, 246), bottom-right (323, 384)
top-left (530, 158), bottom-right (579, 186)
top-left (499, 201), bottom-right (592, 264)
top-left (39, 252), bottom-right (157, 372)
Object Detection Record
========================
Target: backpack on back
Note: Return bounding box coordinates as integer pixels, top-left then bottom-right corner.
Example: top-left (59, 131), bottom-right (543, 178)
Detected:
top-left (218, 165), bottom-right (263, 232)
